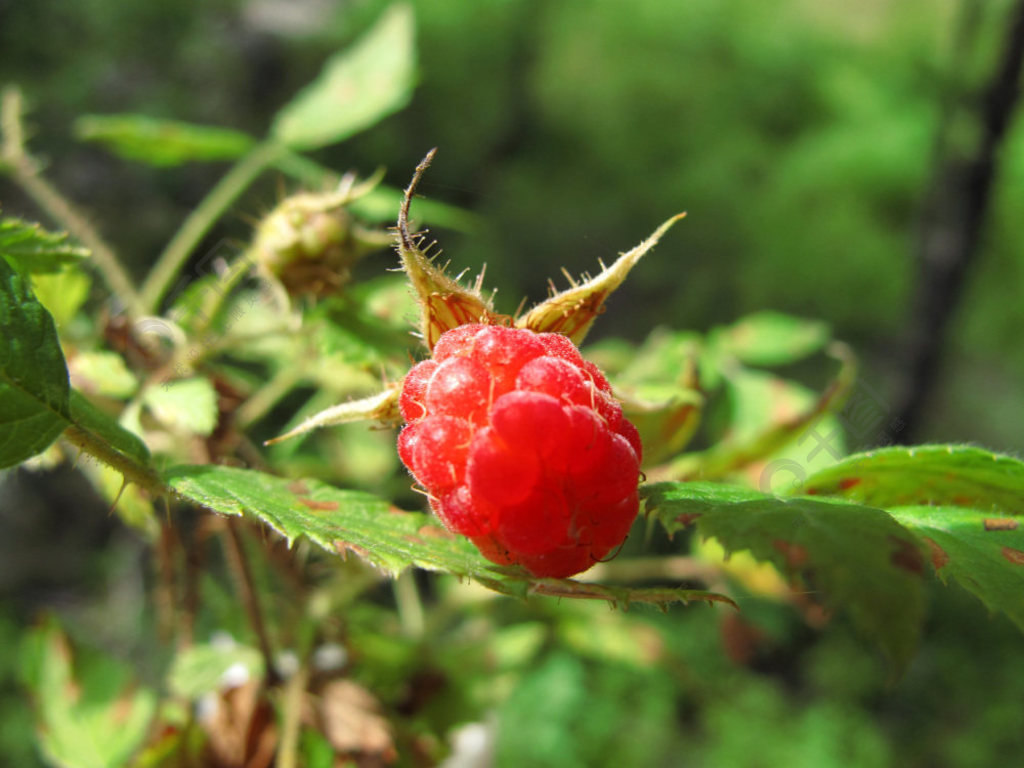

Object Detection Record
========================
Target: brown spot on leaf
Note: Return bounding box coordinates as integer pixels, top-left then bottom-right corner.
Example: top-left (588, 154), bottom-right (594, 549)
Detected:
top-left (675, 513), bottom-right (702, 527)
top-left (923, 537), bottom-right (950, 571)
top-left (417, 525), bottom-right (453, 539)
top-left (837, 477), bottom-right (861, 490)
top-left (773, 540), bottom-right (808, 567)
top-left (889, 535), bottom-right (924, 575)
top-left (287, 480), bottom-right (310, 495)
top-left (336, 541), bottom-right (371, 561)
top-left (298, 498), bottom-right (339, 511)
top-left (804, 487), bottom-right (820, 495)
top-left (1001, 546), bottom-right (1024, 565)
top-left (984, 518), bottom-right (1019, 531)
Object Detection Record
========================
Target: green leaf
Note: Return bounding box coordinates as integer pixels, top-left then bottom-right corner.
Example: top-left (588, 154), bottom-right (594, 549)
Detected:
top-left (74, 113), bottom-right (255, 167)
top-left (167, 641), bottom-right (264, 699)
top-left (69, 390), bottom-right (150, 466)
top-left (798, 445), bottom-right (1024, 515)
top-left (21, 619), bottom-right (157, 768)
top-left (270, 3), bottom-right (416, 150)
top-left (143, 377), bottom-right (219, 436)
top-left (69, 350), bottom-right (138, 398)
top-left (643, 481), bottom-right (926, 670)
top-left (31, 269), bottom-right (91, 328)
top-left (0, 255), bottom-right (71, 467)
top-left (713, 311), bottom-right (830, 366)
top-left (0, 216), bottom-right (88, 274)
top-left (166, 464), bottom-right (732, 609)
top-left (888, 505), bottom-right (1024, 632)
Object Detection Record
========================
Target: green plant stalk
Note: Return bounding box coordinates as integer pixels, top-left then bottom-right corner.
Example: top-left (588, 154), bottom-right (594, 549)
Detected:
top-left (62, 424), bottom-right (163, 496)
top-left (277, 660), bottom-right (310, 768)
top-left (1, 86), bottom-right (144, 316)
top-left (190, 248), bottom-right (257, 338)
top-left (235, 363), bottom-right (308, 431)
top-left (140, 140), bottom-right (283, 313)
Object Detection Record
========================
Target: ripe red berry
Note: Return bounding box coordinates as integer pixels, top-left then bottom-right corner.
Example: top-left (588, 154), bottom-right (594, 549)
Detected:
top-left (398, 324), bottom-right (642, 578)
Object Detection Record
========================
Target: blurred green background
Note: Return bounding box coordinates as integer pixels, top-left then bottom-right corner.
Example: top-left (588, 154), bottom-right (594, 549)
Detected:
top-left (2, 0), bottom-right (1023, 766)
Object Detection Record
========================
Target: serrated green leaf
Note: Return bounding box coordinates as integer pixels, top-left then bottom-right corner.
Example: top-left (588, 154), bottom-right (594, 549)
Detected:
top-left (798, 445), bottom-right (1024, 515)
top-left (643, 481), bottom-right (926, 670)
top-left (21, 619), bottom-right (157, 768)
top-left (165, 464), bottom-right (732, 609)
top-left (713, 311), bottom-right (831, 366)
top-left (270, 3), bottom-right (415, 150)
top-left (69, 350), bottom-right (138, 398)
top-left (0, 256), bottom-right (71, 467)
top-left (143, 377), bottom-right (218, 436)
top-left (888, 505), bottom-right (1024, 631)
top-left (74, 114), bottom-right (255, 167)
top-left (69, 390), bottom-right (150, 466)
top-left (0, 216), bottom-right (88, 274)
top-left (167, 642), bottom-right (264, 699)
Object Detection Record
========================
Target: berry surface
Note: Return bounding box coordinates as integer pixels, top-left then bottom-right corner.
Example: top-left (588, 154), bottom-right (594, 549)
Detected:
top-left (397, 324), bottom-right (642, 577)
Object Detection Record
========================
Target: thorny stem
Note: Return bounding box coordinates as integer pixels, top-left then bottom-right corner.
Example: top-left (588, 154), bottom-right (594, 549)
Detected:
top-left (1, 86), bottom-right (144, 317)
top-left (139, 141), bottom-right (283, 314)
top-left (62, 423), bottom-right (164, 496)
top-left (223, 517), bottom-right (280, 686)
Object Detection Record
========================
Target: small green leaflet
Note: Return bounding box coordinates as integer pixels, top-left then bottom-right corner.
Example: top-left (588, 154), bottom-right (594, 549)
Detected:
top-left (0, 255), bottom-right (71, 467)
top-left (143, 377), bottom-right (219, 437)
top-left (799, 445), bottom-right (1024, 515)
top-left (643, 481), bottom-right (926, 671)
top-left (167, 642), bottom-right (264, 699)
top-left (74, 114), bottom-right (255, 167)
top-left (166, 464), bottom-right (733, 610)
top-left (888, 505), bottom-right (1024, 631)
top-left (0, 215), bottom-right (88, 274)
top-left (711, 311), bottom-right (831, 367)
top-left (20, 619), bottom-right (157, 768)
top-left (270, 3), bottom-right (416, 150)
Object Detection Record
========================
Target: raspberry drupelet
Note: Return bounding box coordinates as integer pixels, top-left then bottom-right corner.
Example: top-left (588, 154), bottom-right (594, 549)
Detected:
top-left (397, 323), bottom-right (642, 578)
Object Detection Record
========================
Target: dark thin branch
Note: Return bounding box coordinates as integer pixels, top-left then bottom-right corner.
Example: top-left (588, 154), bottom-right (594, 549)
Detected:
top-left (223, 518), bottom-right (279, 685)
top-left (894, 0), bottom-right (1024, 440)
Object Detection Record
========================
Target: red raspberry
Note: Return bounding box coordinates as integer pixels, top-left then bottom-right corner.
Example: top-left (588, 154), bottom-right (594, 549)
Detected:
top-left (398, 324), bottom-right (641, 578)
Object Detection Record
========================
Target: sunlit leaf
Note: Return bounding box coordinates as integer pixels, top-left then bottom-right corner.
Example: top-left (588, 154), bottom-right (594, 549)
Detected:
top-left (168, 642), bottom-right (265, 699)
top-left (31, 269), bottom-right (91, 329)
top-left (643, 481), bottom-right (926, 670)
top-left (75, 113), bottom-right (255, 166)
top-left (712, 311), bottom-right (830, 367)
top-left (166, 464), bottom-right (732, 609)
top-left (799, 445), bottom-right (1024, 515)
top-left (0, 215), bottom-right (88, 273)
top-left (143, 377), bottom-right (219, 437)
top-left (270, 3), bottom-right (416, 150)
top-left (889, 505), bottom-right (1024, 631)
top-left (21, 619), bottom-right (157, 768)
top-left (69, 350), bottom-right (138, 398)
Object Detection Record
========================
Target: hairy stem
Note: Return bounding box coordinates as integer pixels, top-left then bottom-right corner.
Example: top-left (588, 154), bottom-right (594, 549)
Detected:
top-left (1, 86), bottom-right (143, 316)
top-left (62, 423), bottom-right (164, 495)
